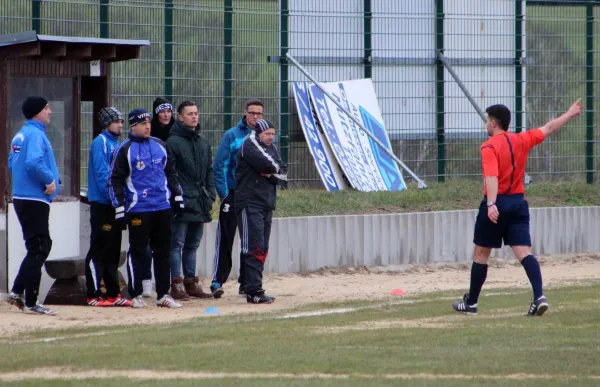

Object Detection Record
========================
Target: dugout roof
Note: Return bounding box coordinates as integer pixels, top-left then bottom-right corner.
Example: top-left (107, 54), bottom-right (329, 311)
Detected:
top-left (0, 30), bottom-right (150, 62)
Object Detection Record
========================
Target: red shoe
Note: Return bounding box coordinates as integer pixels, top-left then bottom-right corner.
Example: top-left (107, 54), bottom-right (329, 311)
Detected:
top-left (87, 297), bottom-right (112, 307)
top-left (106, 295), bottom-right (132, 307)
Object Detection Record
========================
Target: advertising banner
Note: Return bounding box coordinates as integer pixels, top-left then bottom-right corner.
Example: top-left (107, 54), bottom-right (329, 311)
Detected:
top-left (309, 79), bottom-right (406, 191)
top-left (292, 82), bottom-right (347, 191)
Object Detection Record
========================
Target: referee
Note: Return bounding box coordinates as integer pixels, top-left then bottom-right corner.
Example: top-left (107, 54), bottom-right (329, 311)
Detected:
top-left (452, 99), bottom-right (582, 316)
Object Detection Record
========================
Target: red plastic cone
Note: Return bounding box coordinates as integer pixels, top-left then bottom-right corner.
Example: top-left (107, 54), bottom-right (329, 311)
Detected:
top-left (389, 288), bottom-right (406, 295)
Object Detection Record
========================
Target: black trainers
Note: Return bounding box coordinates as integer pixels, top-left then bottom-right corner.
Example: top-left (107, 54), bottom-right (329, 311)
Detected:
top-left (238, 286), bottom-right (246, 297)
top-left (24, 303), bottom-right (57, 316)
top-left (247, 292), bottom-right (275, 304)
top-left (527, 295), bottom-right (549, 316)
top-left (452, 293), bottom-right (478, 315)
top-left (210, 282), bottom-right (224, 299)
top-left (7, 292), bottom-right (25, 310)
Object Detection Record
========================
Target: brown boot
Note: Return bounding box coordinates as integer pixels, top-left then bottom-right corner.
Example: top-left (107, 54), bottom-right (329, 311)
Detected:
top-left (170, 277), bottom-right (190, 300)
top-left (184, 277), bottom-right (213, 299)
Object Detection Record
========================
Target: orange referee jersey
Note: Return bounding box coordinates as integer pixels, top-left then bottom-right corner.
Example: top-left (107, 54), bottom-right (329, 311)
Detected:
top-left (481, 129), bottom-right (545, 195)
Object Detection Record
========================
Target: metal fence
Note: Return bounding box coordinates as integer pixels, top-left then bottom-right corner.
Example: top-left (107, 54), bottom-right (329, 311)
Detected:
top-left (1, 0), bottom-right (599, 188)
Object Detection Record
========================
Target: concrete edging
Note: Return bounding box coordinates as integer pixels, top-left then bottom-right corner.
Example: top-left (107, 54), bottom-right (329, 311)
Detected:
top-left (79, 205), bottom-right (600, 277)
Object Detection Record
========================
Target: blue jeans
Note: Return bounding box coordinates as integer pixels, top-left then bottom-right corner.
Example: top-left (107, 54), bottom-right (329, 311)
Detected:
top-left (169, 221), bottom-right (204, 278)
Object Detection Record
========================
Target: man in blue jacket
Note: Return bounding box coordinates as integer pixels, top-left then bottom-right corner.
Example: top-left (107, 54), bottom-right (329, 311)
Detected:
top-left (109, 108), bottom-right (184, 309)
top-left (7, 96), bottom-right (60, 315)
top-left (84, 107), bottom-right (131, 307)
top-left (210, 99), bottom-right (264, 298)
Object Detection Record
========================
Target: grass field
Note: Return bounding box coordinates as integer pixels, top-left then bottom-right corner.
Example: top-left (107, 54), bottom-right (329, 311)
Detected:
top-left (1, 281), bottom-right (600, 386)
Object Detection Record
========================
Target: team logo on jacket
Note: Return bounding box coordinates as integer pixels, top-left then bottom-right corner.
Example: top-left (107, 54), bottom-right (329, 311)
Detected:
top-left (11, 133), bottom-right (24, 153)
top-left (131, 218), bottom-right (142, 226)
top-left (136, 160), bottom-right (146, 170)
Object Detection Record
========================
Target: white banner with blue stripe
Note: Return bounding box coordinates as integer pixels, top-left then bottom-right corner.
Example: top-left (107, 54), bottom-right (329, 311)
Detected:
top-left (309, 79), bottom-right (406, 192)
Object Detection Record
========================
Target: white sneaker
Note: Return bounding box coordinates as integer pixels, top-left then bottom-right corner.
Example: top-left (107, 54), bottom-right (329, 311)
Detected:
top-left (24, 302), bottom-right (57, 316)
top-left (142, 280), bottom-right (152, 298)
top-left (156, 294), bottom-right (182, 309)
top-left (131, 295), bottom-right (147, 308)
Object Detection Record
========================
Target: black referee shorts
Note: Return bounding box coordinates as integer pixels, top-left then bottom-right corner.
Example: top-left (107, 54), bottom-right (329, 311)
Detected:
top-left (473, 194), bottom-right (531, 248)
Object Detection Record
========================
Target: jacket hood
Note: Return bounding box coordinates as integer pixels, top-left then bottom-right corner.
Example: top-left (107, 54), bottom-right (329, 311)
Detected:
top-left (235, 117), bottom-right (252, 134)
top-left (171, 119), bottom-right (201, 139)
top-left (150, 115), bottom-right (175, 142)
top-left (102, 129), bottom-right (120, 140)
top-left (25, 119), bottom-right (47, 132)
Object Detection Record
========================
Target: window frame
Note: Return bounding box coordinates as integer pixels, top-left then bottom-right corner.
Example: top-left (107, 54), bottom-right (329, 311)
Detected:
top-left (5, 75), bottom-right (81, 202)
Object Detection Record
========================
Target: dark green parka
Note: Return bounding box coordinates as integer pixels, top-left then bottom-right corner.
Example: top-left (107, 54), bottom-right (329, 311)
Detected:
top-left (166, 120), bottom-right (216, 222)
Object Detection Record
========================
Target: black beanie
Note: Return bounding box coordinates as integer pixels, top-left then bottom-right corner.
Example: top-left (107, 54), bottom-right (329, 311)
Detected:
top-left (253, 119), bottom-right (274, 134)
top-left (22, 96), bottom-right (48, 119)
top-left (152, 97), bottom-right (172, 116)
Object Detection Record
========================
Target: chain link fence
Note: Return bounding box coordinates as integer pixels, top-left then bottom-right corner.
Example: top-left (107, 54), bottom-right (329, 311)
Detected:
top-left (1, 0), bottom-right (598, 189)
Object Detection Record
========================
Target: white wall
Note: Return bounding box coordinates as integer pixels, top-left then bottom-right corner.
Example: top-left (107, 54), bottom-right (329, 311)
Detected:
top-left (77, 204), bottom-right (600, 279)
top-left (0, 211), bottom-right (6, 292)
top-left (7, 201), bottom-right (80, 287)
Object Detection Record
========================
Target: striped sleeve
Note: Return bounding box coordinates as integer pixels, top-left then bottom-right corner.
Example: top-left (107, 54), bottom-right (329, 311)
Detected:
top-left (240, 132), bottom-right (279, 174)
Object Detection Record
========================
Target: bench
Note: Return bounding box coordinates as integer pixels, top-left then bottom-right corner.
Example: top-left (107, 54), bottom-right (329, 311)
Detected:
top-left (43, 253), bottom-right (127, 305)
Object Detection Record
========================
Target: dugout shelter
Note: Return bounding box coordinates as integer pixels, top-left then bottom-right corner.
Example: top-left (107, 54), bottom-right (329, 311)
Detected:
top-left (0, 31), bottom-right (149, 295)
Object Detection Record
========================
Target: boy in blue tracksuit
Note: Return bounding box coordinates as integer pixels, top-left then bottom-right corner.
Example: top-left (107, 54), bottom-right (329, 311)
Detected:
top-left (210, 99), bottom-right (264, 298)
top-left (109, 108), bottom-right (184, 309)
top-left (84, 107), bottom-right (130, 307)
top-left (7, 96), bottom-right (60, 315)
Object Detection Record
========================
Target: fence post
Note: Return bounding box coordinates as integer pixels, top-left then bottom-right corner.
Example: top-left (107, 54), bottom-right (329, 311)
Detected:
top-left (32, 0), bottom-right (41, 33)
top-left (435, 0), bottom-right (445, 182)
top-left (100, 0), bottom-right (109, 38)
top-left (515, 0), bottom-right (523, 133)
top-left (279, 0), bottom-right (289, 186)
top-left (586, 3), bottom-right (594, 184)
top-left (164, 0), bottom-right (173, 103)
top-left (363, 0), bottom-right (372, 79)
top-left (223, 0), bottom-right (233, 131)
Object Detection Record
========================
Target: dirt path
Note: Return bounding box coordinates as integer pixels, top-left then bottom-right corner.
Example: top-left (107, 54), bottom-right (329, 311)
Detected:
top-left (1, 254), bottom-right (598, 338)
